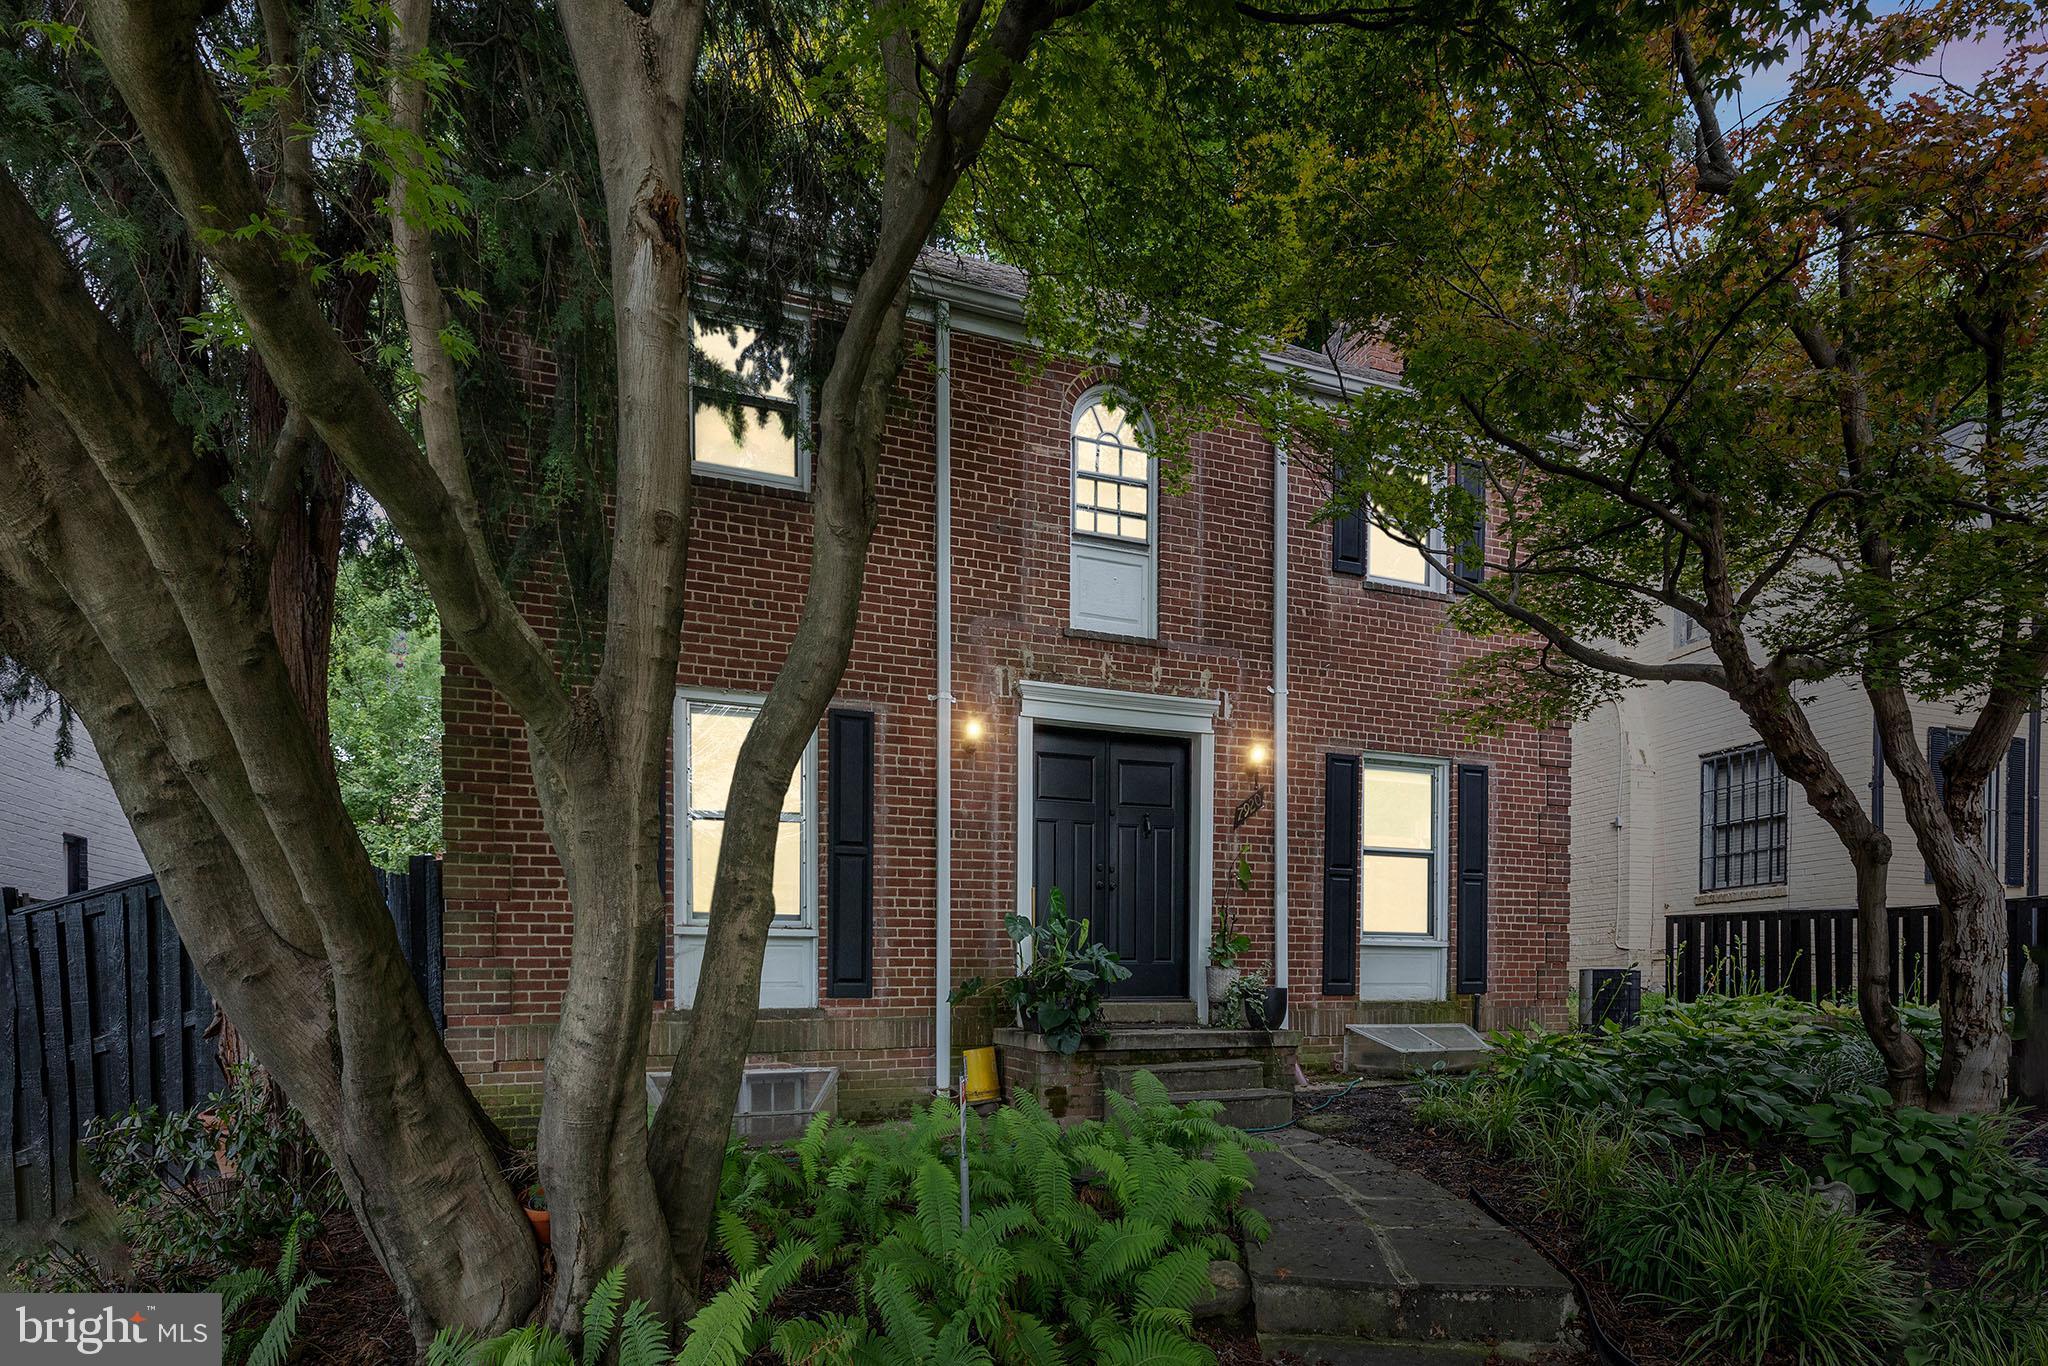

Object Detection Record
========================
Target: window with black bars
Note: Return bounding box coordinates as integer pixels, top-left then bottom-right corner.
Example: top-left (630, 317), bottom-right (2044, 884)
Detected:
top-left (1699, 745), bottom-right (1788, 891)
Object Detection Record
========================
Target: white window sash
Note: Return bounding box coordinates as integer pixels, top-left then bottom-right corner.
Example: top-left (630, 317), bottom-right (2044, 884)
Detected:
top-left (1357, 756), bottom-right (1449, 942)
top-left (674, 692), bottom-right (817, 933)
top-left (688, 314), bottom-right (811, 490)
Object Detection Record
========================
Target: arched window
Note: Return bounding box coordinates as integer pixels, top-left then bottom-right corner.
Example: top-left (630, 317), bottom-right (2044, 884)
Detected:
top-left (1067, 389), bottom-right (1158, 637)
top-left (1071, 393), bottom-right (1152, 544)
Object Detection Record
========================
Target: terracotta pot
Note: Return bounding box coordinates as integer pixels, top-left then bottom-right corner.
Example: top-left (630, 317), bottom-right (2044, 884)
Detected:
top-left (524, 1208), bottom-right (551, 1247)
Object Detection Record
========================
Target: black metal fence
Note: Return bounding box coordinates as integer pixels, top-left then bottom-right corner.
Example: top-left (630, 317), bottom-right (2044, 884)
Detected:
top-left (1665, 895), bottom-right (2048, 1004)
top-left (2, 858), bottom-right (442, 1224)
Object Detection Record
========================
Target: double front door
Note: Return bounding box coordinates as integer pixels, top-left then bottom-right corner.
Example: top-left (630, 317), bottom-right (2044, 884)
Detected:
top-left (1031, 729), bottom-right (1191, 998)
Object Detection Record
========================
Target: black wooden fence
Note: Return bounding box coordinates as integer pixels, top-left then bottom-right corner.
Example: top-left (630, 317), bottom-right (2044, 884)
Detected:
top-left (1665, 895), bottom-right (2048, 1005)
top-left (2, 857), bottom-right (443, 1224)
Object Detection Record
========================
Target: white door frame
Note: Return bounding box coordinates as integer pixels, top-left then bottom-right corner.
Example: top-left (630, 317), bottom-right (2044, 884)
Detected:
top-left (1014, 680), bottom-right (1218, 1018)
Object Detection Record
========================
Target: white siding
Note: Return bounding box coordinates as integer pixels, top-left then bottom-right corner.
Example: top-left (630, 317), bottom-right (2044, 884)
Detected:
top-left (1570, 652), bottom-right (2043, 976)
top-left (0, 709), bottom-right (149, 901)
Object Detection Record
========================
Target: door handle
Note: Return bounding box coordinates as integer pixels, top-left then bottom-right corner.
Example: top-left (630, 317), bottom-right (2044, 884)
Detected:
top-left (1142, 814), bottom-right (1153, 837)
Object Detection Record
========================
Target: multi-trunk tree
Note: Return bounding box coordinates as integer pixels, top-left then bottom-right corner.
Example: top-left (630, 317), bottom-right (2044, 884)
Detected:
top-left (0, 0), bottom-right (1090, 1344)
top-left (982, 0), bottom-right (2045, 1110)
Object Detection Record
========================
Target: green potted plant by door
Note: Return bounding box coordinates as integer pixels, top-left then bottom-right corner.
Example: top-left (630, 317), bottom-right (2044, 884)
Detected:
top-left (1004, 888), bottom-right (1131, 1054)
top-left (1207, 845), bottom-right (1254, 1003)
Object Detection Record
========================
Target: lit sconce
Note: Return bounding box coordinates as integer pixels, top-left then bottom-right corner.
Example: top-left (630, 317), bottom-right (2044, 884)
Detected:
top-left (1247, 742), bottom-right (1271, 771)
top-left (962, 716), bottom-right (987, 751)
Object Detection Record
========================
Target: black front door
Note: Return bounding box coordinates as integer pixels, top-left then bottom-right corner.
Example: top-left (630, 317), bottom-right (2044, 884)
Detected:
top-left (1032, 728), bottom-right (1190, 997)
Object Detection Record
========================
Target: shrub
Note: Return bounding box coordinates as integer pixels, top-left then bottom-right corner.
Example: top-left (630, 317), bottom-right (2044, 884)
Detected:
top-left (1800, 1089), bottom-right (2048, 1240)
top-left (1585, 1160), bottom-right (1910, 1366)
top-left (1002, 887), bottom-right (1131, 1054)
top-left (82, 1063), bottom-right (339, 1282)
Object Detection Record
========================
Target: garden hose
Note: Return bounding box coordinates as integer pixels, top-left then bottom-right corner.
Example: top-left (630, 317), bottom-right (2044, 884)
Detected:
top-left (1240, 1074), bottom-right (1376, 1134)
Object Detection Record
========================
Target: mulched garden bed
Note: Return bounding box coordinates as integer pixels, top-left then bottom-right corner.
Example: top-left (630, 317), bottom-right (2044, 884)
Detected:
top-left (1291, 1079), bottom-right (2024, 1366)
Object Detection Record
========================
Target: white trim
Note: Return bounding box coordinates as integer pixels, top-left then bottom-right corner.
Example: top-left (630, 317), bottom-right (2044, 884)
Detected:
top-left (1014, 680), bottom-right (1218, 1017)
top-left (1354, 751), bottom-right (1451, 946)
top-left (1366, 517), bottom-right (1449, 595)
top-left (671, 689), bottom-right (820, 1009)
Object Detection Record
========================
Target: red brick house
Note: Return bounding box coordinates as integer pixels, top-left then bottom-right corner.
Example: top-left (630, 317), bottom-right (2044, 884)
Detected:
top-left (442, 254), bottom-right (1572, 1123)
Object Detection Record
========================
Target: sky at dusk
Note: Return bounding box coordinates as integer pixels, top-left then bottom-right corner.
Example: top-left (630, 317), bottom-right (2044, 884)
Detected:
top-left (1718, 3), bottom-right (2039, 133)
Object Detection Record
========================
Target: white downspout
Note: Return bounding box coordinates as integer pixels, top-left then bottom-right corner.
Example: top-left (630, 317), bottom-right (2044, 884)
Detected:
top-left (934, 302), bottom-right (954, 1092)
top-left (1271, 439), bottom-right (1290, 1025)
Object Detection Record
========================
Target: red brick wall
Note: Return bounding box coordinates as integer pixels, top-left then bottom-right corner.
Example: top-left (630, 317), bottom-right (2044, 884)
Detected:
top-left (441, 314), bottom-right (1571, 1122)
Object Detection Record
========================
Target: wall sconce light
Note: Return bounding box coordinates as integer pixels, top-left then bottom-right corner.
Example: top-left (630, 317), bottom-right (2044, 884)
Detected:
top-left (962, 717), bottom-right (986, 750)
top-left (1247, 742), bottom-right (1271, 771)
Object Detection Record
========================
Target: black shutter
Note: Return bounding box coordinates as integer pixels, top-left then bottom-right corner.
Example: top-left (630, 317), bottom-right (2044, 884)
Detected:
top-left (1322, 753), bottom-right (1360, 995)
top-left (1331, 511), bottom-right (1365, 576)
top-left (1455, 765), bottom-right (1490, 995)
top-left (2007, 738), bottom-right (2028, 888)
top-left (826, 710), bottom-right (874, 999)
top-left (1452, 461), bottom-right (1486, 592)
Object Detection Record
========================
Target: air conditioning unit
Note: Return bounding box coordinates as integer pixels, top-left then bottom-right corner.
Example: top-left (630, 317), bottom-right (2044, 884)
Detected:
top-left (1578, 968), bottom-right (1642, 1031)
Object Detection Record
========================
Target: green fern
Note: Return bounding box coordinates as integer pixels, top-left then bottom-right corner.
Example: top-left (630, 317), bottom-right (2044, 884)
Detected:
top-left (208, 1210), bottom-right (325, 1366)
top-left (579, 1265), bottom-right (627, 1366)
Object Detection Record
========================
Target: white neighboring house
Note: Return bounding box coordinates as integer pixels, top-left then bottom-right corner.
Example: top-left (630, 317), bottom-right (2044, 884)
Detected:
top-left (1570, 609), bottom-right (2044, 977)
top-left (0, 706), bottom-right (149, 903)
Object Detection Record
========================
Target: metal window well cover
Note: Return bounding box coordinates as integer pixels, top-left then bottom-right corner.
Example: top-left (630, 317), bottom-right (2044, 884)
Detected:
top-left (645, 1065), bottom-right (840, 1144)
top-left (1342, 1023), bottom-right (1494, 1076)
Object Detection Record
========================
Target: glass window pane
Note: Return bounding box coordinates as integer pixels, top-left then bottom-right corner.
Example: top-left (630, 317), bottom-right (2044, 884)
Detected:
top-left (693, 400), bottom-right (798, 480)
top-left (693, 316), bottom-right (794, 402)
top-left (1367, 520), bottom-right (1429, 585)
top-left (1123, 485), bottom-right (1148, 514)
top-left (1362, 855), bottom-right (1431, 934)
top-left (1119, 516), bottom-right (1146, 540)
top-left (1361, 765), bottom-right (1434, 849)
top-left (690, 706), bottom-right (753, 812)
top-left (1078, 477), bottom-right (1100, 507)
top-left (773, 821), bottom-right (803, 918)
top-left (1120, 449), bottom-right (1148, 481)
top-left (1076, 510), bottom-right (1096, 534)
top-left (690, 817), bottom-right (722, 918)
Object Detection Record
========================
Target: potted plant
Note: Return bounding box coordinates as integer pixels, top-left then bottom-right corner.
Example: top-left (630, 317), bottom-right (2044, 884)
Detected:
top-left (1003, 887), bottom-right (1131, 1054)
top-left (522, 1184), bottom-right (550, 1247)
top-left (1207, 845), bottom-right (1254, 1002)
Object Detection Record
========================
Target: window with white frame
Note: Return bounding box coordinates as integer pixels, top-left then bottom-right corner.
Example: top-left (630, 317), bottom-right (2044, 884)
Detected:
top-left (1673, 608), bottom-right (1707, 648)
top-left (1072, 398), bottom-right (1152, 542)
top-left (1699, 744), bottom-right (1788, 891)
top-left (676, 698), bottom-right (812, 925)
top-left (1068, 389), bottom-right (1158, 637)
top-left (1366, 517), bottom-right (1443, 591)
top-left (1359, 761), bottom-right (1443, 936)
top-left (691, 315), bottom-right (804, 487)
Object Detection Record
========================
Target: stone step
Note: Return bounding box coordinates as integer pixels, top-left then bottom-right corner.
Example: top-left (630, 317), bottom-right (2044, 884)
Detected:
top-left (1258, 1334), bottom-right (1553, 1364)
top-left (1100, 998), bottom-right (1200, 1026)
top-left (1249, 1133), bottom-right (1575, 1352)
top-left (1200, 1086), bottom-right (1293, 1129)
top-left (1102, 1057), bottom-right (1267, 1096)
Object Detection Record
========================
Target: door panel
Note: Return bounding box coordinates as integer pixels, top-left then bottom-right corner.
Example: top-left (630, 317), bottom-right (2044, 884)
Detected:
top-left (1032, 728), bottom-right (1190, 998)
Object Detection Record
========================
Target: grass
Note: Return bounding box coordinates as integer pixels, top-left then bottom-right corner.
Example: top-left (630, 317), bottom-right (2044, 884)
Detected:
top-left (1584, 1160), bottom-right (1909, 1366)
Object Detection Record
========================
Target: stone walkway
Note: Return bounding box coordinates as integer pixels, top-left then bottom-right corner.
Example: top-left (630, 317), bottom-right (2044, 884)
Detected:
top-left (1249, 1130), bottom-right (1578, 1364)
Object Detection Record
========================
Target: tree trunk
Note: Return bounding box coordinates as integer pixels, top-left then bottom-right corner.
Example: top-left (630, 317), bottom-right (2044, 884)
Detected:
top-left (533, 745), bottom-right (680, 1326)
top-left (1848, 837), bottom-right (1930, 1105)
top-left (1708, 659), bottom-right (1927, 1098)
top-left (0, 371), bottom-right (541, 1348)
top-left (1868, 684), bottom-right (2012, 1113)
